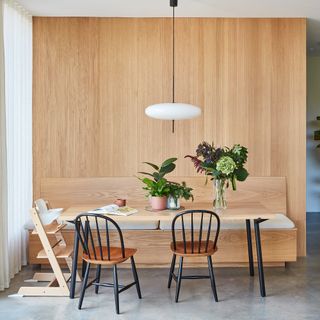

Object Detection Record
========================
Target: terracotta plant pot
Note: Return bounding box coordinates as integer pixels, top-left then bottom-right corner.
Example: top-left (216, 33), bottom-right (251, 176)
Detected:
top-left (150, 196), bottom-right (167, 210)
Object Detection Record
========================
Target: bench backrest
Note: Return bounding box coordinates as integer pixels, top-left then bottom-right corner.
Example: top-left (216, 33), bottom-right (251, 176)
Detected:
top-left (40, 176), bottom-right (286, 214)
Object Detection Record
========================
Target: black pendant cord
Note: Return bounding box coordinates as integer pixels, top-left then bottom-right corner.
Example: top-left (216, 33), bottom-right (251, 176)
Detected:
top-left (171, 0), bottom-right (177, 133)
top-left (172, 4), bottom-right (175, 104)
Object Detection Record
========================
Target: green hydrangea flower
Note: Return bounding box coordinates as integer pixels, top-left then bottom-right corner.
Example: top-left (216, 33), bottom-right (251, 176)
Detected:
top-left (216, 156), bottom-right (237, 175)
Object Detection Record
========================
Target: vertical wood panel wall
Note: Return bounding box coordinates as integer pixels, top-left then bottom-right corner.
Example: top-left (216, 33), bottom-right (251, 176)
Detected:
top-left (33, 18), bottom-right (306, 255)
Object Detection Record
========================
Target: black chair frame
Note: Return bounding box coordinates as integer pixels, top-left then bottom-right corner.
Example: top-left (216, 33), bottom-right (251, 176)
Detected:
top-left (72, 213), bottom-right (142, 314)
top-left (168, 209), bottom-right (221, 303)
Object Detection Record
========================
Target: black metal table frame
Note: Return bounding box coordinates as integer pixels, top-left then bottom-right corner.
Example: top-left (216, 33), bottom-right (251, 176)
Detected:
top-left (69, 218), bottom-right (268, 298)
top-left (246, 218), bottom-right (268, 297)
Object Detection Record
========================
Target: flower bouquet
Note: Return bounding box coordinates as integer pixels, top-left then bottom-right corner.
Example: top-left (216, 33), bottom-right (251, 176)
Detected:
top-left (185, 142), bottom-right (249, 209)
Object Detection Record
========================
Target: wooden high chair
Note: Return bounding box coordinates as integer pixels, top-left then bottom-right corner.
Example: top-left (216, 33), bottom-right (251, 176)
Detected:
top-left (17, 208), bottom-right (80, 296)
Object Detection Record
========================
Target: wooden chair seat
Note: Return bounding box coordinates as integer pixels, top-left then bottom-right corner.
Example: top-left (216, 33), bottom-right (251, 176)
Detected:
top-left (170, 240), bottom-right (217, 257)
top-left (83, 246), bottom-right (137, 265)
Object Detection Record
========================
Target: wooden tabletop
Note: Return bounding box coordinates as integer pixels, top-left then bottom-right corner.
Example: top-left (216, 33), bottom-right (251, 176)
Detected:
top-left (60, 202), bottom-right (277, 222)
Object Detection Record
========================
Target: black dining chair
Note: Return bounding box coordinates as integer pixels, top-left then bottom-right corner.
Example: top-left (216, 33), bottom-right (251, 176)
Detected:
top-left (168, 209), bottom-right (220, 303)
top-left (73, 213), bottom-right (142, 314)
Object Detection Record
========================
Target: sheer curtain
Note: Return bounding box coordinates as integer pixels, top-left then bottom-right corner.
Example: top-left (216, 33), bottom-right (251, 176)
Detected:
top-left (0, 0), bottom-right (32, 290)
top-left (0, 0), bottom-right (9, 291)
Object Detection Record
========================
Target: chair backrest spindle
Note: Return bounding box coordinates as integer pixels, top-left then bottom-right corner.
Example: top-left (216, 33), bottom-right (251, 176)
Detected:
top-left (86, 216), bottom-right (97, 260)
top-left (105, 220), bottom-right (111, 260)
top-left (181, 215), bottom-right (187, 254)
top-left (95, 216), bottom-right (104, 261)
top-left (198, 212), bottom-right (204, 253)
top-left (205, 214), bottom-right (213, 252)
top-left (191, 212), bottom-right (194, 253)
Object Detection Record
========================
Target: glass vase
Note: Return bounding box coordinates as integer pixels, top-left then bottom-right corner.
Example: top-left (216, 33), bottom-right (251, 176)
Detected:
top-left (167, 195), bottom-right (180, 210)
top-left (213, 179), bottom-right (227, 210)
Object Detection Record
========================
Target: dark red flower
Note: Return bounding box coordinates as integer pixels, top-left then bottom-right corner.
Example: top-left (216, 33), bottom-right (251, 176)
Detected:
top-left (184, 155), bottom-right (205, 174)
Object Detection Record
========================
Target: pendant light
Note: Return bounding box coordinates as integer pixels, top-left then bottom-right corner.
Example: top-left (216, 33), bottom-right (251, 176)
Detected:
top-left (145, 0), bottom-right (201, 133)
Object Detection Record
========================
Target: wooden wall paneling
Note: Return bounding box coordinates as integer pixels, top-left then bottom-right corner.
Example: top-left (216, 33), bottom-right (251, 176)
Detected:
top-left (98, 18), bottom-right (139, 177)
top-left (33, 18), bottom-right (102, 196)
top-left (33, 18), bottom-right (306, 254)
top-left (270, 19), bottom-right (306, 255)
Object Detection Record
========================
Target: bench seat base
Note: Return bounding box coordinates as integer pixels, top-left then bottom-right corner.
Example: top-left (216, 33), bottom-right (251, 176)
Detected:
top-left (28, 228), bottom-right (297, 268)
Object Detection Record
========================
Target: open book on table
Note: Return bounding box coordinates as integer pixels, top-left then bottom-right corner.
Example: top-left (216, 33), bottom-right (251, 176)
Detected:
top-left (87, 204), bottom-right (138, 216)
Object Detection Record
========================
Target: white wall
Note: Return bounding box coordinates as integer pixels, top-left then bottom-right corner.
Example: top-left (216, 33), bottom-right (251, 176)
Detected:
top-left (307, 57), bottom-right (320, 212)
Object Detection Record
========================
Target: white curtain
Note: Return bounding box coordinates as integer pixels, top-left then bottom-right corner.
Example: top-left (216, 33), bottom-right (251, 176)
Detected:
top-left (0, 0), bottom-right (9, 291)
top-left (0, 0), bottom-right (32, 290)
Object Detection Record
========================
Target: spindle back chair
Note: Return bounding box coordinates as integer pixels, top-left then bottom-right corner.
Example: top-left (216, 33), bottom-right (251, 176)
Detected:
top-left (73, 213), bottom-right (142, 314)
top-left (168, 210), bottom-right (220, 303)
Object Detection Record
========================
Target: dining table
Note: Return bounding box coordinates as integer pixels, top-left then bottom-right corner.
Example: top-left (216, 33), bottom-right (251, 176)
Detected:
top-left (59, 201), bottom-right (277, 299)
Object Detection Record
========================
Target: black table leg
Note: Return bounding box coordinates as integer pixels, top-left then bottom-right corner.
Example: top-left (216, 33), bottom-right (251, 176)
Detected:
top-left (254, 218), bottom-right (267, 297)
top-left (246, 219), bottom-right (254, 277)
top-left (70, 224), bottom-right (80, 299)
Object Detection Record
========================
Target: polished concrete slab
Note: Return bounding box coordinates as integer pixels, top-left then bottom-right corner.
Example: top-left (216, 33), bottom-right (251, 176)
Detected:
top-left (1, 213), bottom-right (319, 320)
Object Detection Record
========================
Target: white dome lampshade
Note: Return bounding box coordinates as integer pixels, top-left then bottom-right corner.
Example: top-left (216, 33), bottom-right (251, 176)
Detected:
top-left (145, 103), bottom-right (201, 120)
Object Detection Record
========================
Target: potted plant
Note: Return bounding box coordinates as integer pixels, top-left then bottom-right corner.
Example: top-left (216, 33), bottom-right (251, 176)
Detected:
top-left (185, 142), bottom-right (249, 209)
top-left (138, 158), bottom-right (177, 210)
top-left (140, 178), bottom-right (170, 210)
top-left (167, 181), bottom-right (194, 210)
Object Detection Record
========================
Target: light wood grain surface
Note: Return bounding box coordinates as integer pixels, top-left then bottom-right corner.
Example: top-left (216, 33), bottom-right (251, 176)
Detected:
top-left (33, 17), bottom-right (306, 255)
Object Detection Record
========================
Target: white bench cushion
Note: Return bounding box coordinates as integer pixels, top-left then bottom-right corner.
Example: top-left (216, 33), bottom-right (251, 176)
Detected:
top-left (159, 213), bottom-right (295, 230)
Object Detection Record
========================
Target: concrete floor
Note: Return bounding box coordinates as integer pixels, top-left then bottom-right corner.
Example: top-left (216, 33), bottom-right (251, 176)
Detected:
top-left (1, 213), bottom-right (319, 320)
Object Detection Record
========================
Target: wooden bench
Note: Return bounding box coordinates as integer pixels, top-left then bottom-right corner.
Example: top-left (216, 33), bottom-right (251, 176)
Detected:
top-left (28, 176), bottom-right (297, 267)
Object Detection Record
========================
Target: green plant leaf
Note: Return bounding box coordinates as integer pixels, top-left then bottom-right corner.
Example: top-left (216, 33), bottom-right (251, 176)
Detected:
top-left (153, 172), bottom-right (161, 181)
top-left (138, 172), bottom-right (155, 178)
top-left (235, 167), bottom-right (249, 181)
top-left (201, 162), bottom-right (213, 169)
top-left (157, 178), bottom-right (167, 187)
top-left (143, 162), bottom-right (159, 170)
top-left (161, 157), bottom-right (177, 168)
top-left (142, 177), bottom-right (154, 187)
top-left (159, 163), bottom-right (176, 175)
top-left (231, 175), bottom-right (237, 190)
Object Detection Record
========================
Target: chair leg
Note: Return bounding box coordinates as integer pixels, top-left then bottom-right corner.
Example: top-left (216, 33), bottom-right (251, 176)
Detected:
top-left (207, 256), bottom-right (218, 302)
top-left (175, 257), bottom-right (183, 303)
top-left (130, 256), bottom-right (142, 299)
top-left (168, 254), bottom-right (176, 288)
top-left (95, 265), bottom-right (101, 294)
top-left (78, 263), bottom-right (91, 310)
top-left (81, 260), bottom-right (87, 278)
top-left (113, 264), bottom-right (120, 314)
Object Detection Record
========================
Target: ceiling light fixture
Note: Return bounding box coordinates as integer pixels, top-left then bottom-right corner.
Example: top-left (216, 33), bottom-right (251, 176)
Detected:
top-left (145, 0), bottom-right (201, 133)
